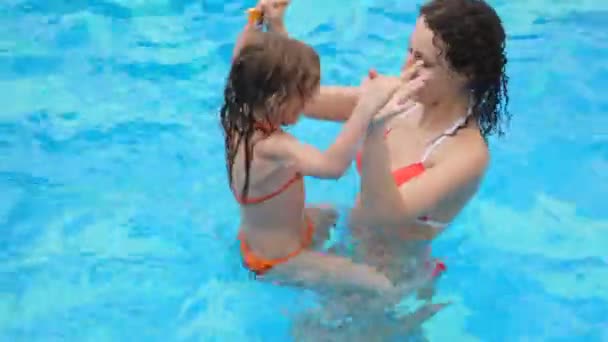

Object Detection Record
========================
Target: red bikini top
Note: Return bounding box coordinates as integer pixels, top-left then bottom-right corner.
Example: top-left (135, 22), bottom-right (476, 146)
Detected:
top-left (355, 112), bottom-right (471, 228)
top-left (355, 128), bottom-right (426, 186)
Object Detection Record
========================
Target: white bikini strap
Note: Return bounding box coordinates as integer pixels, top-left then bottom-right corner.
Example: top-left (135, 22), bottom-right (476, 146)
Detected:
top-left (420, 104), bottom-right (473, 163)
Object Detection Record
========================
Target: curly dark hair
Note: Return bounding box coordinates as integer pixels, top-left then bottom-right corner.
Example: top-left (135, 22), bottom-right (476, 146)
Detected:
top-left (420, 0), bottom-right (509, 138)
top-left (220, 31), bottom-right (320, 200)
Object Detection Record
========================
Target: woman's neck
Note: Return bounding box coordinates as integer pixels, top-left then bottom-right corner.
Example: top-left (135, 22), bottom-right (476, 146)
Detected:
top-left (418, 93), bottom-right (471, 133)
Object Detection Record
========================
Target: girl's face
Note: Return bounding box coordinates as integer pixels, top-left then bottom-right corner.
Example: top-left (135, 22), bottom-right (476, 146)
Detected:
top-left (403, 16), bottom-right (469, 105)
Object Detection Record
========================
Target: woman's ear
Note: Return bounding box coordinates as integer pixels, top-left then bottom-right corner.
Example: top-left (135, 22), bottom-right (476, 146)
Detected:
top-left (458, 65), bottom-right (476, 89)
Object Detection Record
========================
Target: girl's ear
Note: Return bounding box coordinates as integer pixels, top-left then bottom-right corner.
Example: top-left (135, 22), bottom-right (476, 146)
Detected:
top-left (264, 88), bottom-right (289, 122)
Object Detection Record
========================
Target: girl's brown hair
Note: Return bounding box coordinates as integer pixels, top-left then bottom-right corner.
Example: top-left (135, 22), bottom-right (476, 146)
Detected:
top-left (220, 31), bottom-right (320, 199)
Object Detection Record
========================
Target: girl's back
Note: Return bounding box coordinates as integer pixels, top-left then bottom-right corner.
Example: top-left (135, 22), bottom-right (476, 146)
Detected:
top-left (221, 32), bottom-right (320, 261)
top-left (232, 130), bottom-right (305, 247)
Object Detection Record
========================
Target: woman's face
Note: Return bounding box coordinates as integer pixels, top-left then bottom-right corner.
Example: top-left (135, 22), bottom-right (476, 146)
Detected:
top-left (403, 16), bottom-right (469, 106)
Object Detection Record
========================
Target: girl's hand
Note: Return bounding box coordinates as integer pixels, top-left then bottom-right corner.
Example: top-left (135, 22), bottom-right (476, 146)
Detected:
top-left (357, 72), bottom-right (401, 116)
top-left (259, 0), bottom-right (290, 32)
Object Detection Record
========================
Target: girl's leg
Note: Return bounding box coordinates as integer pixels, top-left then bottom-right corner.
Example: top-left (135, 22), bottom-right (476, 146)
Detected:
top-left (291, 297), bottom-right (449, 341)
top-left (305, 204), bottom-right (355, 256)
top-left (304, 205), bottom-right (338, 249)
top-left (259, 250), bottom-right (395, 296)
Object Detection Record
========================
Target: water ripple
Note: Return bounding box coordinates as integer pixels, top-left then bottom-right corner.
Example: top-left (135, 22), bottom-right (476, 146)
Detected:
top-left (0, 0), bottom-right (607, 341)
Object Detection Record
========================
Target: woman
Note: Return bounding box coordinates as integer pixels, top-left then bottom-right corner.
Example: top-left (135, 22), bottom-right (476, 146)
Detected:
top-left (302, 0), bottom-right (509, 322)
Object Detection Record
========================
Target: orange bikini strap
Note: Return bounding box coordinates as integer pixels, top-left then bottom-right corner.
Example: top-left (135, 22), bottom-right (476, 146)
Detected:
top-left (253, 121), bottom-right (279, 136)
top-left (234, 173), bottom-right (302, 205)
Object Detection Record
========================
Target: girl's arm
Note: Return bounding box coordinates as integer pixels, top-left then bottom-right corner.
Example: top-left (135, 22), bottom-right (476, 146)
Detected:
top-left (261, 72), bottom-right (404, 179)
top-left (232, 14), bottom-right (260, 60)
top-left (258, 100), bottom-right (374, 179)
top-left (261, 0), bottom-right (289, 35)
top-left (259, 77), bottom-right (400, 179)
top-left (233, 1), bottom-right (289, 60)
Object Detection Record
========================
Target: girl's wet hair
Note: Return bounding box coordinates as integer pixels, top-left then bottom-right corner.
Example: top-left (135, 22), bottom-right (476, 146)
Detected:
top-left (420, 0), bottom-right (509, 138)
top-left (220, 31), bottom-right (320, 200)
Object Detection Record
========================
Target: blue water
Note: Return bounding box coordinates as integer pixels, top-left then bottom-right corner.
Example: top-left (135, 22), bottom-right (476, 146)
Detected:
top-left (1, 0), bottom-right (607, 340)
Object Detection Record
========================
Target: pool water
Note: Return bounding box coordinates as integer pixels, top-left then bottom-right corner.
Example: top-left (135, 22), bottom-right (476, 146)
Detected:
top-left (1, 0), bottom-right (607, 340)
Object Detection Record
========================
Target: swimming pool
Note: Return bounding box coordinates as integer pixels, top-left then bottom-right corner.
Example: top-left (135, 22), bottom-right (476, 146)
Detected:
top-left (1, 0), bottom-right (607, 340)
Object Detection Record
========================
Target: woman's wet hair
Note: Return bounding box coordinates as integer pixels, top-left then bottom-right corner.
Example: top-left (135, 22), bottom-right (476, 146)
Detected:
top-left (220, 31), bottom-right (320, 200)
top-left (420, 0), bottom-right (509, 138)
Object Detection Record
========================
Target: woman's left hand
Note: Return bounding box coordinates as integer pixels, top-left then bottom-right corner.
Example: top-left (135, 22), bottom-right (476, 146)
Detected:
top-left (372, 61), bottom-right (426, 125)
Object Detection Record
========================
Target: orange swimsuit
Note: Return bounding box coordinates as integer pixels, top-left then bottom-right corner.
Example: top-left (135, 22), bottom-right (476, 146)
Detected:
top-left (233, 125), bottom-right (315, 276)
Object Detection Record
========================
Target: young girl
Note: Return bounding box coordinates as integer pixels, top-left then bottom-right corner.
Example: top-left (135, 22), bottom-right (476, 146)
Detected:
top-left (221, 1), bottom-right (409, 296)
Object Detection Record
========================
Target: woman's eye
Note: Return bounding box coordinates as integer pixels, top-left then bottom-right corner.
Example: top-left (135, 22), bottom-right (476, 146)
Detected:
top-left (417, 57), bottom-right (430, 68)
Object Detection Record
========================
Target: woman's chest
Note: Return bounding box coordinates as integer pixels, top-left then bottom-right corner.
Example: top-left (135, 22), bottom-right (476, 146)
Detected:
top-left (378, 127), bottom-right (432, 170)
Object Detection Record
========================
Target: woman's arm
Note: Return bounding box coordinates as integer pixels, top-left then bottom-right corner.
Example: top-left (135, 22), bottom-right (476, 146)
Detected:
top-left (302, 86), bottom-right (361, 122)
top-left (353, 124), bottom-right (488, 240)
top-left (302, 74), bottom-right (403, 122)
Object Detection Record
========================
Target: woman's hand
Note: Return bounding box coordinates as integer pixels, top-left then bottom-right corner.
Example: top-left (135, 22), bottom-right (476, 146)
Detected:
top-left (372, 61), bottom-right (427, 125)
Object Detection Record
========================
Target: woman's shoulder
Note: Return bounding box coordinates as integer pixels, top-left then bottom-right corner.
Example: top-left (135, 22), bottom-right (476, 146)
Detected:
top-left (431, 126), bottom-right (488, 180)
top-left (450, 128), bottom-right (490, 176)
